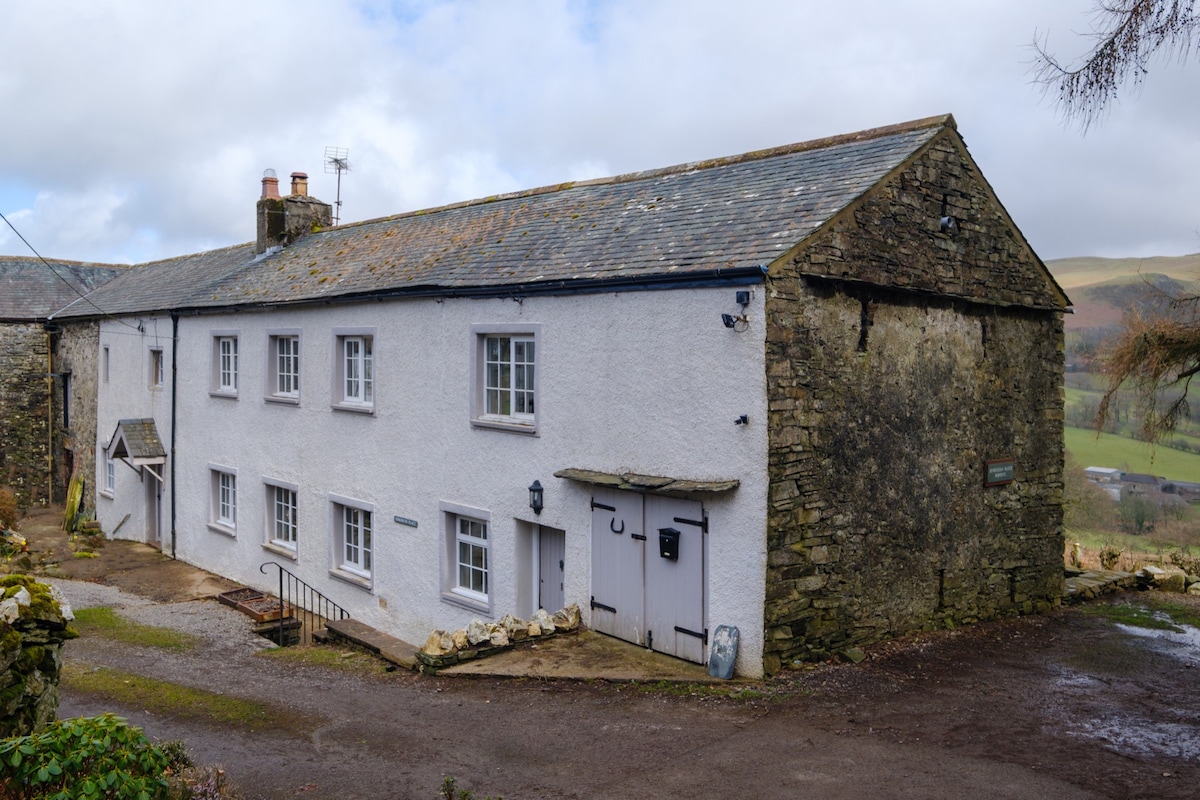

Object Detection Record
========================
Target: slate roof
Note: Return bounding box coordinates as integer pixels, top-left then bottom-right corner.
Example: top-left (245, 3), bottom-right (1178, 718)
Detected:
top-left (108, 418), bottom-right (167, 463)
top-left (0, 257), bottom-right (124, 320)
top-left (55, 115), bottom-right (956, 319)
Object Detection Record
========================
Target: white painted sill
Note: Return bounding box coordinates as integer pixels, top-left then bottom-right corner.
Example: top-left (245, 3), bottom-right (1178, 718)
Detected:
top-left (206, 522), bottom-right (237, 538)
top-left (264, 395), bottom-right (300, 406)
top-left (98, 490), bottom-right (113, 501)
top-left (209, 389), bottom-right (238, 400)
top-left (470, 418), bottom-right (537, 435)
top-left (261, 542), bottom-right (298, 561)
top-left (440, 589), bottom-right (490, 616)
top-left (329, 568), bottom-right (372, 592)
top-left (331, 402), bottom-right (374, 415)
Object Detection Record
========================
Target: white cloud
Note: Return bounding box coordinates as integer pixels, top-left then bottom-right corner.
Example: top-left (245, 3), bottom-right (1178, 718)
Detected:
top-left (1, 0), bottom-right (1197, 263)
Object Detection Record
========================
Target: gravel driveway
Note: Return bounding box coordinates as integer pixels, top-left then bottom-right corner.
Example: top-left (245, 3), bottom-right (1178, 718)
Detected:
top-left (43, 575), bottom-right (1200, 800)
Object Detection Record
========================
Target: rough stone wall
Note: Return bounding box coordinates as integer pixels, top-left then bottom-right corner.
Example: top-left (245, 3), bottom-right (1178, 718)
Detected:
top-left (762, 133), bottom-right (1065, 673)
top-left (51, 322), bottom-right (102, 506)
top-left (0, 324), bottom-right (51, 510)
top-left (0, 576), bottom-right (76, 737)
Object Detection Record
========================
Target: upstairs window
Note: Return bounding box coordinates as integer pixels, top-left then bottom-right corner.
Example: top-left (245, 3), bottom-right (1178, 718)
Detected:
top-left (266, 332), bottom-right (301, 403)
top-left (470, 324), bottom-right (540, 433)
top-left (149, 348), bottom-right (164, 390)
top-left (332, 329), bottom-right (375, 413)
top-left (210, 332), bottom-right (239, 397)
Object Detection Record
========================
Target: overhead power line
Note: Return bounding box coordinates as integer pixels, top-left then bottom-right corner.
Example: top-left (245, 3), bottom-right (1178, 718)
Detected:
top-left (0, 209), bottom-right (139, 329)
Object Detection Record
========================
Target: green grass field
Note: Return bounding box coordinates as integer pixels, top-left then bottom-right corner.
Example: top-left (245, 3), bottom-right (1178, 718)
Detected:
top-left (1065, 426), bottom-right (1200, 479)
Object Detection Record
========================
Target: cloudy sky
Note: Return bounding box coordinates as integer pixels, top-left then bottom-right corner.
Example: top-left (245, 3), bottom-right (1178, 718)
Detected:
top-left (1, 0), bottom-right (1197, 266)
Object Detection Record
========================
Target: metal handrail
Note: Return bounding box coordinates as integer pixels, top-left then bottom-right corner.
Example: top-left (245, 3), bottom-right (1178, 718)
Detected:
top-left (259, 562), bottom-right (350, 645)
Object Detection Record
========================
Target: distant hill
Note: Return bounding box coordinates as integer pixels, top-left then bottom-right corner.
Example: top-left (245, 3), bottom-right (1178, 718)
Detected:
top-left (1045, 255), bottom-right (1200, 332)
top-left (1046, 253), bottom-right (1200, 290)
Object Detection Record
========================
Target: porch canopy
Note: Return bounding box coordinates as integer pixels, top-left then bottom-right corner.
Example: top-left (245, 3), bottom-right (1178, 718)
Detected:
top-left (108, 418), bottom-right (166, 481)
top-left (554, 468), bottom-right (738, 495)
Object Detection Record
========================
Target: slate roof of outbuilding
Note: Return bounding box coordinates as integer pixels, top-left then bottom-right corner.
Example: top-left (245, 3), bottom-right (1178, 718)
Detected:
top-left (0, 257), bottom-right (124, 320)
top-left (56, 116), bottom-right (961, 318)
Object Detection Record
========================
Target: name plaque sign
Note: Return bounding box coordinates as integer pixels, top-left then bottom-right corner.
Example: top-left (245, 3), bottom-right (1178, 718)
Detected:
top-left (985, 459), bottom-right (1015, 487)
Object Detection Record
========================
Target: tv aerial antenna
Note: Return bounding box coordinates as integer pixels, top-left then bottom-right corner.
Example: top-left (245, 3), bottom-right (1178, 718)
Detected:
top-left (324, 146), bottom-right (351, 225)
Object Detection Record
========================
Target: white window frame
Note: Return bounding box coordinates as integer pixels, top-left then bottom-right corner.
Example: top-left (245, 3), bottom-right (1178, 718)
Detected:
top-left (440, 501), bottom-right (492, 613)
top-left (329, 494), bottom-right (373, 589)
top-left (266, 330), bottom-right (301, 404)
top-left (208, 465), bottom-right (237, 536)
top-left (263, 479), bottom-right (299, 558)
top-left (210, 331), bottom-right (239, 398)
top-left (100, 444), bottom-right (115, 498)
top-left (470, 323), bottom-right (540, 434)
top-left (331, 328), bottom-right (375, 413)
top-left (149, 347), bottom-right (165, 390)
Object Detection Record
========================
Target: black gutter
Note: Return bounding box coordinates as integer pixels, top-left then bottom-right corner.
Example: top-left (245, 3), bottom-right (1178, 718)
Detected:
top-left (169, 312), bottom-right (178, 559)
top-left (51, 265), bottom-right (771, 321)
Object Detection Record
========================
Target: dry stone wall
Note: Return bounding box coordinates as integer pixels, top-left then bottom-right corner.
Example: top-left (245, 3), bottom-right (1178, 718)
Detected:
top-left (0, 324), bottom-right (51, 510)
top-left (0, 575), bottom-right (76, 737)
top-left (762, 131), bottom-right (1065, 673)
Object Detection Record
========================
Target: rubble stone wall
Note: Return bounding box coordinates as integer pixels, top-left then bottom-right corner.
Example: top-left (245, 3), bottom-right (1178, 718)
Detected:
top-left (0, 576), bottom-right (76, 737)
top-left (762, 132), bottom-right (1065, 672)
top-left (0, 324), bottom-right (51, 510)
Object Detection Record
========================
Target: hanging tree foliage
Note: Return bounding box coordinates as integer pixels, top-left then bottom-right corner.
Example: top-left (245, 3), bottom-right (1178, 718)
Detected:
top-left (1032, 1), bottom-right (1199, 130)
top-left (1098, 297), bottom-right (1200, 439)
top-left (1034, 3), bottom-right (1200, 439)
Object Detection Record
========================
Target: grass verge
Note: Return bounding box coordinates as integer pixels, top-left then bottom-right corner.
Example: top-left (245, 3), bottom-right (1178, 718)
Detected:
top-left (1078, 597), bottom-right (1200, 633)
top-left (258, 643), bottom-right (388, 673)
top-left (72, 607), bottom-right (200, 651)
top-left (62, 663), bottom-right (318, 735)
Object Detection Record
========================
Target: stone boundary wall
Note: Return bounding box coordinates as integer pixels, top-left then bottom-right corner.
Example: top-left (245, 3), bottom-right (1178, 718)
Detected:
top-left (0, 575), bottom-right (76, 737)
top-left (0, 324), bottom-right (51, 510)
top-left (762, 132), bottom-right (1065, 672)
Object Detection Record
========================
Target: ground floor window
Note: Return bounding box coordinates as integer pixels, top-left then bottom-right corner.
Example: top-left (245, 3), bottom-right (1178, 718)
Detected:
top-left (334, 499), bottom-right (372, 579)
top-left (209, 467), bottom-right (237, 535)
top-left (266, 482), bottom-right (298, 550)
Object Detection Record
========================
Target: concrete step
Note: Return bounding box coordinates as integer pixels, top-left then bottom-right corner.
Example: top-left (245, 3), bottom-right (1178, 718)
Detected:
top-left (324, 617), bottom-right (420, 671)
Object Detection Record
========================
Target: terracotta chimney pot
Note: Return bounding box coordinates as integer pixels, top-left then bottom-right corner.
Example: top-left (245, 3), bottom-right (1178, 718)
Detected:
top-left (261, 169), bottom-right (280, 199)
top-left (290, 172), bottom-right (309, 196)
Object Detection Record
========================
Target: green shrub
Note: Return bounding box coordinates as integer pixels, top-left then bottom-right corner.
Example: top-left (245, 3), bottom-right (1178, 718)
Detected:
top-left (0, 713), bottom-right (171, 799)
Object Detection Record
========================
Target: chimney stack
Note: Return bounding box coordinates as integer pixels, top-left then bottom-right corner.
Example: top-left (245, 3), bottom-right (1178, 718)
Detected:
top-left (256, 168), bottom-right (332, 255)
top-left (261, 169), bottom-right (280, 199)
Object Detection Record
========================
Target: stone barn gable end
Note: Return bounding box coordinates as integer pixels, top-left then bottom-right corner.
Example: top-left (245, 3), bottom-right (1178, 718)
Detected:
top-left (761, 119), bottom-right (1068, 671)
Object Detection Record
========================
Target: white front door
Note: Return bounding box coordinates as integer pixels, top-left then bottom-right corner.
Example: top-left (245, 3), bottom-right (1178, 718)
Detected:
top-left (144, 469), bottom-right (161, 547)
top-left (538, 526), bottom-right (566, 612)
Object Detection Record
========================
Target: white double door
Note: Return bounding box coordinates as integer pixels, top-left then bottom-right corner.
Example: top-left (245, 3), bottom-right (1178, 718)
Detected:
top-left (590, 488), bottom-right (706, 663)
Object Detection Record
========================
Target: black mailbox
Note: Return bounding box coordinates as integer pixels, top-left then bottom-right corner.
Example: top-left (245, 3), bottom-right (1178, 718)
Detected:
top-left (658, 527), bottom-right (681, 561)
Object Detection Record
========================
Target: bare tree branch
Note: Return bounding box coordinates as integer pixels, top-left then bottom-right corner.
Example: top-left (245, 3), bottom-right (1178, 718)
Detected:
top-left (1033, 0), bottom-right (1199, 130)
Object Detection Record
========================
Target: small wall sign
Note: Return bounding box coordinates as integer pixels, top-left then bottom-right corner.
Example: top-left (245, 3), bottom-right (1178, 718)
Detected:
top-left (985, 459), bottom-right (1015, 487)
top-left (393, 515), bottom-right (419, 528)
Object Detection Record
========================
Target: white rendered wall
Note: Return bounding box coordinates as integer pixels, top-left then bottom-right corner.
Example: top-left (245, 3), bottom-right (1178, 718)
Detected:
top-left (94, 315), bottom-right (175, 547)
top-left (171, 285), bottom-right (771, 676)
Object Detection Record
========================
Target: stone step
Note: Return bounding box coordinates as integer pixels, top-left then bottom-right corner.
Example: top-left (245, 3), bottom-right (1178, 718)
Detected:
top-left (1063, 569), bottom-right (1138, 604)
top-left (324, 617), bottom-right (420, 671)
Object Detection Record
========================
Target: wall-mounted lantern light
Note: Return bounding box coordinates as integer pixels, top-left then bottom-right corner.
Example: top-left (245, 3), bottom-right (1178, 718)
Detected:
top-left (528, 480), bottom-right (544, 515)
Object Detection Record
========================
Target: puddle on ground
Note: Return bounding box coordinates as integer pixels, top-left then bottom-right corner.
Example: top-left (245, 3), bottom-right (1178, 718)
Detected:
top-left (1050, 618), bottom-right (1200, 760)
top-left (1114, 621), bottom-right (1200, 666)
top-left (1066, 715), bottom-right (1200, 760)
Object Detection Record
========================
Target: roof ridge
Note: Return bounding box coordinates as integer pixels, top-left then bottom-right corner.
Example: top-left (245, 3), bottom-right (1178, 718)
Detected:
top-left (0, 254), bottom-right (129, 269)
top-left (136, 240), bottom-right (254, 268)
top-left (330, 114), bottom-right (956, 233)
